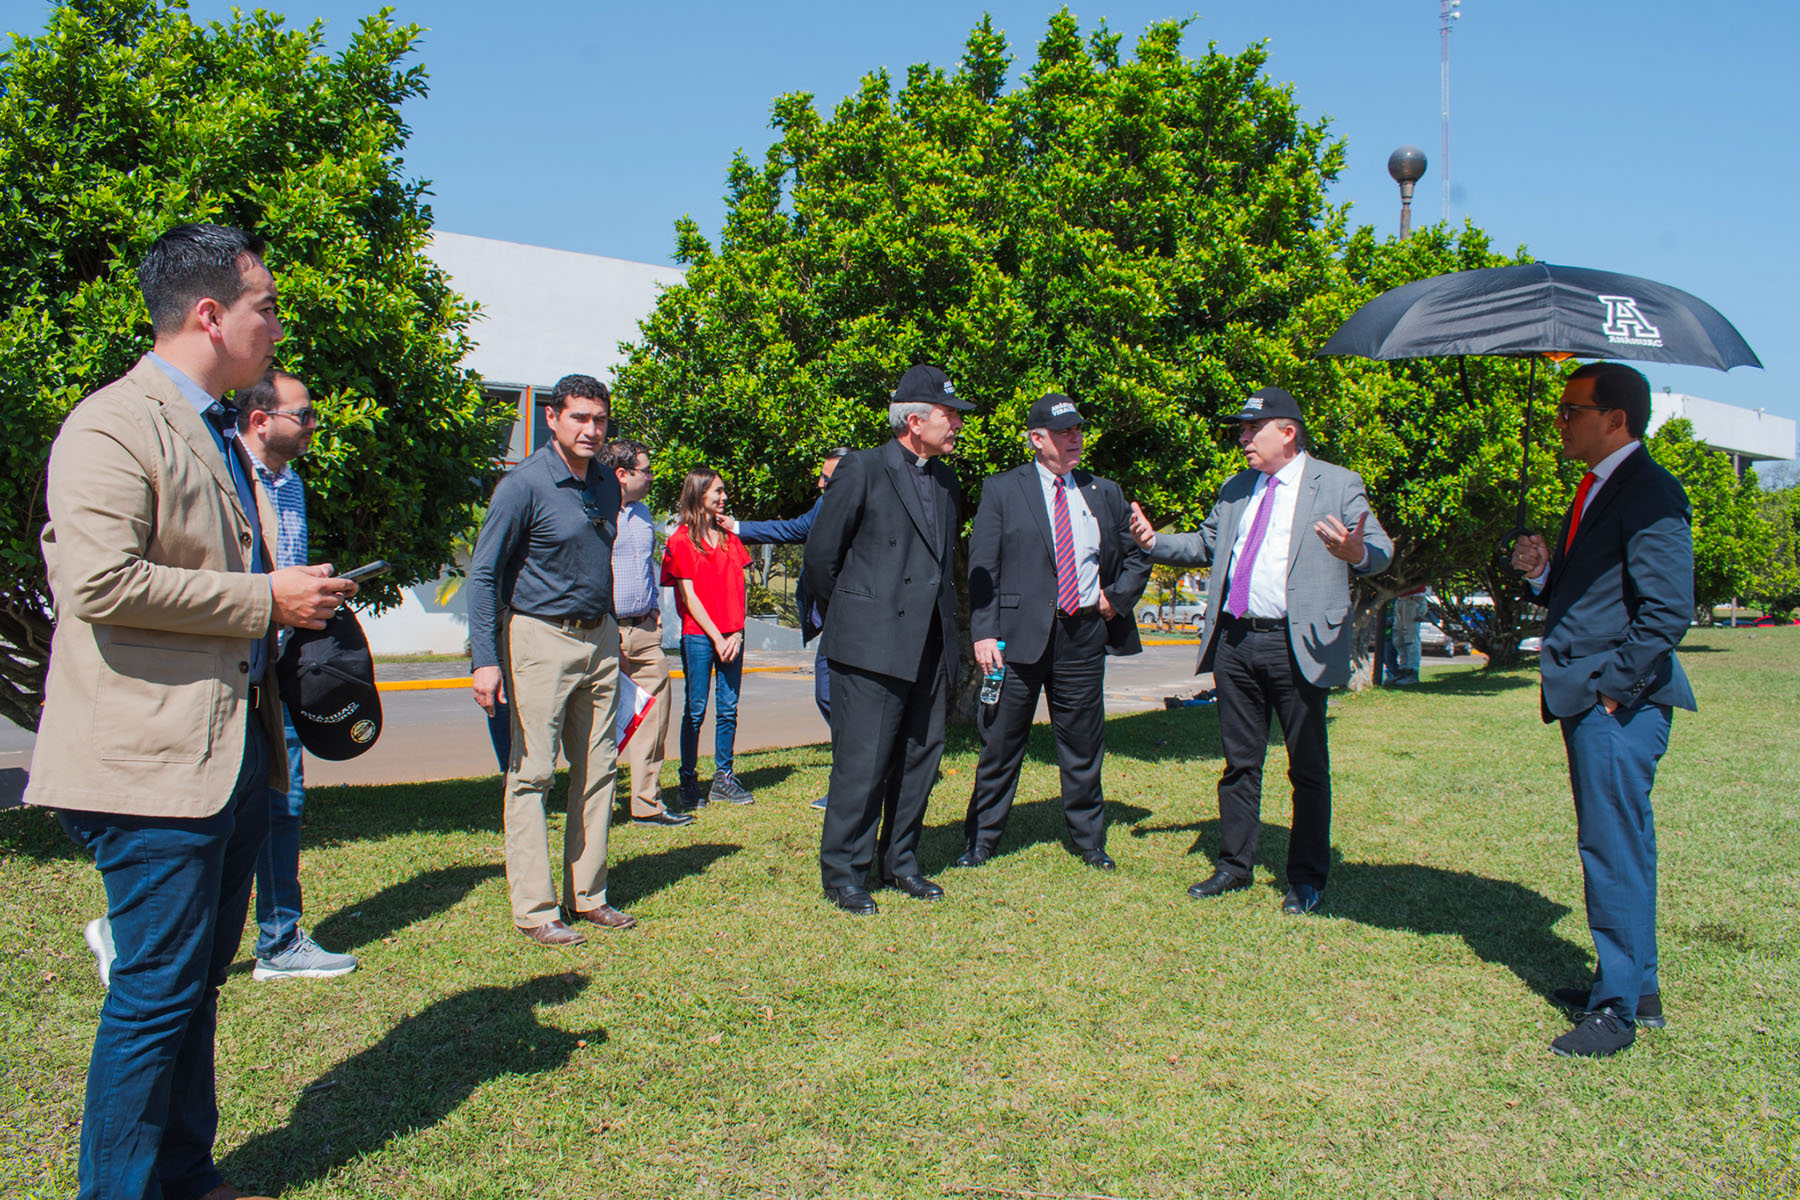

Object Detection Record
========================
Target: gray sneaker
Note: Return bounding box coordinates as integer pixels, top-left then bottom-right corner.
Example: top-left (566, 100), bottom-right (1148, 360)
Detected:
top-left (84, 917), bottom-right (116, 989)
top-left (253, 930), bottom-right (358, 980)
top-left (708, 772), bottom-right (755, 805)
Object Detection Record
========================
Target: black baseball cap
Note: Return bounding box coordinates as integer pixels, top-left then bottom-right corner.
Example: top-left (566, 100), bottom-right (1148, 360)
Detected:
top-left (1026, 393), bottom-right (1084, 430)
top-left (891, 364), bottom-right (975, 411)
top-left (1222, 386), bottom-right (1304, 424)
top-left (276, 608), bottom-right (383, 760)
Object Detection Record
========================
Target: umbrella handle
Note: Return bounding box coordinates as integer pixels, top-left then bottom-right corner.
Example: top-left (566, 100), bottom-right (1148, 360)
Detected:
top-left (1498, 356), bottom-right (1538, 577)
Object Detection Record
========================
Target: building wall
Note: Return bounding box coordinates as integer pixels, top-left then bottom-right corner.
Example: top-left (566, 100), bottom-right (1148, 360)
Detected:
top-left (1649, 391), bottom-right (1796, 465)
top-left (360, 232), bottom-right (685, 655)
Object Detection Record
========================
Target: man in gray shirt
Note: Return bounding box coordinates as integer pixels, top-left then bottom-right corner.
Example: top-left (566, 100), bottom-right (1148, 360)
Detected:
top-left (468, 374), bottom-right (635, 945)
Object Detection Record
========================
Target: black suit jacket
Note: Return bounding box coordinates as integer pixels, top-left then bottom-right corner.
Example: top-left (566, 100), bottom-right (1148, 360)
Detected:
top-left (804, 439), bottom-right (961, 682)
top-left (967, 462), bottom-right (1150, 663)
top-left (1539, 445), bottom-right (1697, 721)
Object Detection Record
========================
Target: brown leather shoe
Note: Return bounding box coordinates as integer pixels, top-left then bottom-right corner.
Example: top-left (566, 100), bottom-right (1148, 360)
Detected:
top-left (517, 919), bottom-right (587, 946)
top-left (572, 904), bottom-right (638, 930)
top-left (200, 1186), bottom-right (274, 1200)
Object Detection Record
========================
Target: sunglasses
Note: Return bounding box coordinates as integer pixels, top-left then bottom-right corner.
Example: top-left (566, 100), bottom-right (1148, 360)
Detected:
top-left (1556, 403), bottom-right (1612, 421)
top-left (269, 407), bottom-right (319, 425)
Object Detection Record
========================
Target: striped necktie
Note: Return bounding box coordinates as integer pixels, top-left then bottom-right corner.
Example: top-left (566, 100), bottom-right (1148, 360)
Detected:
top-left (1052, 478), bottom-right (1080, 614)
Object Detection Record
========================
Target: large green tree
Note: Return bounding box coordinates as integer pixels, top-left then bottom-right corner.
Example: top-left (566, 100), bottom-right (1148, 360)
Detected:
top-left (616, 10), bottom-right (1578, 683)
top-left (617, 11), bottom-right (1348, 521)
top-left (1646, 418), bottom-right (1773, 617)
top-left (0, 0), bottom-right (511, 729)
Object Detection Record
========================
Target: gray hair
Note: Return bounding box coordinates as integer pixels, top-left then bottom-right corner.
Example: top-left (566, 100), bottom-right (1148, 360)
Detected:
top-left (889, 400), bottom-right (934, 435)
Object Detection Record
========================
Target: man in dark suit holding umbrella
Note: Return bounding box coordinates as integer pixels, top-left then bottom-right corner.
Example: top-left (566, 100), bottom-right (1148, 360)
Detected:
top-left (1511, 361), bottom-right (1695, 1058)
top-left (805, 365), bottom-right (972, 914)
top-left (959, 393), bottom-right (1150, 870)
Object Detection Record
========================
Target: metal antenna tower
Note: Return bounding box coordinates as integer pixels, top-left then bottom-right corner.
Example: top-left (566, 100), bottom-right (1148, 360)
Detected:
top-left (1440, 0), bottom-right (1461, 222)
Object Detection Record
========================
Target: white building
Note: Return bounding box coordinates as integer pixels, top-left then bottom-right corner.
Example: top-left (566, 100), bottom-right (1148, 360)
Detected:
top-left (1649, 390), bottom-right (1796, 473)
top-left (360, 232), bottom-right (684, 654)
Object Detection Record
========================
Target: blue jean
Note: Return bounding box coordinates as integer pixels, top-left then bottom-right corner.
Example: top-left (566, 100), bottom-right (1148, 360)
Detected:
top-left (679, 632), bottom-right (741, 781)
top-left (1561, 700), bottom-right (1670, 1023)
top-left (59, 715), bottom-right (271, 1200)
top-left (253, 713), bottom-right (306, 957)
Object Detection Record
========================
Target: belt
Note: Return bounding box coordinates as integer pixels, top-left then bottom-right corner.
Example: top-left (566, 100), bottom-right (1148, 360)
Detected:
top-left (1221, 613), bottom-right (1287, 633)
top-left (1057, 604), bottom-right (1102, 620)
top-left (516, 611), bottom-right (608, 632)
top-left (617, 611), bottom-right (658, 626)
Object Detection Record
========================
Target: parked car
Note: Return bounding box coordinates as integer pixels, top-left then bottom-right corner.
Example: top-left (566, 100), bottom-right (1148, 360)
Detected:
top-left (1418, 618), bottom-right (1470, 657)
top-left (1718, 613), bottom-right (1800, 627)
top-left (1140, 603), bottom-right (1205, 629)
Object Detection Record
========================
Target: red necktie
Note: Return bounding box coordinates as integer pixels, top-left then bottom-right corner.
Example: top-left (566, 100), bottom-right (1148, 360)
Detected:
top-left (1564, 471), bottom-right (1597, 552)
top-left (1053, 478), bottom-right (1080, 614)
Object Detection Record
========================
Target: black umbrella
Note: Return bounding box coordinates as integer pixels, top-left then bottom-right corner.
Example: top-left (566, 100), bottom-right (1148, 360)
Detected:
top-left (1317, 262), bottom-right (1762, 369)
top-left (1318, 262), bottom-right (1762, 548)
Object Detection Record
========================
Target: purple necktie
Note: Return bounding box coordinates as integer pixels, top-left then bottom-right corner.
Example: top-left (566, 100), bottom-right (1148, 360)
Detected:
top-left (1225, 477), bottom-right (1280, 619)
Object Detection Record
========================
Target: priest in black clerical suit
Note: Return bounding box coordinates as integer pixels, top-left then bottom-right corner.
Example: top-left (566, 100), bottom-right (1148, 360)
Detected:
top-left (805, 364), bottom-right (973, 915)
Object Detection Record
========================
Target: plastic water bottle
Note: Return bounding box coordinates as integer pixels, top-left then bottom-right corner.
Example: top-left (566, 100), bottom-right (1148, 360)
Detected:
top-left (979, 640), bottom-right (1006, 706)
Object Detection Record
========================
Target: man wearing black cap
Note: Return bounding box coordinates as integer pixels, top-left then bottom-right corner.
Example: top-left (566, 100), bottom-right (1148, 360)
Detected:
top-left (1128, 386), bottom-right (1391, 915)
top-left (959, 394), bottom-right (1149, 870)
top-left (805, 364), bottom-right (971, 914)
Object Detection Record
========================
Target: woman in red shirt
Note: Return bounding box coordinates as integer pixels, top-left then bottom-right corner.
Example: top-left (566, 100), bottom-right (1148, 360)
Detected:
top-left (660, 467), bottom-right (754, 808)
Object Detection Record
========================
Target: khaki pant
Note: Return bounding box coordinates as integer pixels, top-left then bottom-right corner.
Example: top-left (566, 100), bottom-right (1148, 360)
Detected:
top-left (502, 612), bottom-right (619, 928)
top-left (617, 612), bottom-right (673, 817)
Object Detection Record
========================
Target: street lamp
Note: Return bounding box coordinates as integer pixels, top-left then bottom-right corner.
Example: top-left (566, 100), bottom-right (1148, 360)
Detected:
top-left (1388, 146), bottom-right (1428, 237)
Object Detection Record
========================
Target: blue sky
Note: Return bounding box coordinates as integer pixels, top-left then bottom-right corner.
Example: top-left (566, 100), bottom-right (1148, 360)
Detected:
top-left (19, 1), bottom-right (1798, 434)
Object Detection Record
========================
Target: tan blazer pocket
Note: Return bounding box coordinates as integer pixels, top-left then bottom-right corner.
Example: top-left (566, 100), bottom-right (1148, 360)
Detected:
top-left (95, 643), bottom-right (218, 764)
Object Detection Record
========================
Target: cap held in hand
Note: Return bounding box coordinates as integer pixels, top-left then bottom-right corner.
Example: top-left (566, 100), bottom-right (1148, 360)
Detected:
top-left (276, 607), bottom-right (382, 760)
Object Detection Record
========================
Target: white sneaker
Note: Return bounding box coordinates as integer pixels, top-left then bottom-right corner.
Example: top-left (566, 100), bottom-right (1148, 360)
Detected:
top-left (252, 930), bottom-right (358, 980)
top-left (84, 917), bottom-right (116, 989)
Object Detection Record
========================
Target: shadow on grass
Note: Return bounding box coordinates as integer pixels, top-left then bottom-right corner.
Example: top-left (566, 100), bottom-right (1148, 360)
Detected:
top-left (916, 795), bottom-right (1154, 872)
top-left (1328, 861), bottom-right (1587, 1001)
top-left (312, 862), bottom-right (503, 952)
top-left (731, 762), bottom-right (796, 794)
top-left (220, 973), bottom-right (599, 1194)
top-left (0, 803), bottom-right (86, 863)
top-left (304, 776), bottom-right (501, 846)
top-left (1419, 670), bottom-right (1538, 698)
top-left (609, 840), bottom-right (741, 907)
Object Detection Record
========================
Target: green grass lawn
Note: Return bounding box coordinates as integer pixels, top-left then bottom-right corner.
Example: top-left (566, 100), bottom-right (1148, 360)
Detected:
top-left (4, 630), bottom-right (1797, 1198)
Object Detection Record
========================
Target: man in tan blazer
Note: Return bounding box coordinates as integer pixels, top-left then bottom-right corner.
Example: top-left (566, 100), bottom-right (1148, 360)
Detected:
top-left (26, 224), bottom-right (353, 1200)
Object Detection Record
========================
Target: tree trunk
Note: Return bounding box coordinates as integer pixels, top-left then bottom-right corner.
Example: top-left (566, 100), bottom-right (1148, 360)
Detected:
top-left (1344, 581), bottom-right (1398, 692)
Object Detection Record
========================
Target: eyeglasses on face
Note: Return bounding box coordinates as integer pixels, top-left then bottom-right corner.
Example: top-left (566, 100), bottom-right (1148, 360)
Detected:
top-left (270, 407), bottom-right (318, 425)
top-left (1556, 403), bottom-right (1613, 421)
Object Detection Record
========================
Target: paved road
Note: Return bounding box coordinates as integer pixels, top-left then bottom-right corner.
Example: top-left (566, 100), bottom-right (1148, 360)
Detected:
top-left (0, 641), bottom-right (1478, 798)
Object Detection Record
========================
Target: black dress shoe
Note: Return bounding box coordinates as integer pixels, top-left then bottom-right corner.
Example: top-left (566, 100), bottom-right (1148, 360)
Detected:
top-left (1551, 986), bottom-right (1665, 1028)
top-left (952, 844), bottom-right (991, 868)
top-left (1550, 1010), bottom-right (1636, 1058)
top-left (823, 885), bottom-right (878, 915)
top-left (882, 873), bottom-right (945, 901)
top-left (1187, 868), bottom-right (1252, 899)
top-left (1080, 849), bottom-right (1117, 871)
top-left (1280, 884), bottom-right (1322, 915)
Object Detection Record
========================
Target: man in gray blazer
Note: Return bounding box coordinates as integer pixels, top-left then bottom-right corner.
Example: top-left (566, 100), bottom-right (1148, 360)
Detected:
top-left (1129, 387), bottom-right (1391, 914)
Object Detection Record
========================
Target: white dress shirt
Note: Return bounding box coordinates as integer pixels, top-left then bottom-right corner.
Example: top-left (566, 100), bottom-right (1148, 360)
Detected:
top-left (1227, 452), bottom-right (1310, 618)
top-left (1036, 460), bottom-right (1101, 608)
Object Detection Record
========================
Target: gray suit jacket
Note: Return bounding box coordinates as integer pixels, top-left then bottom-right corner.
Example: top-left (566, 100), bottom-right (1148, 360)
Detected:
top-left (1150, 454), bottom-right (1391, 688)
